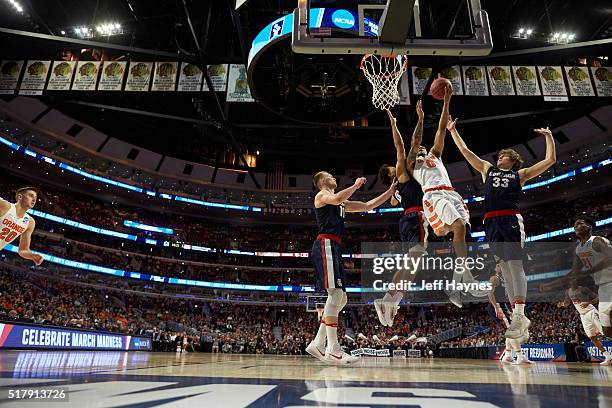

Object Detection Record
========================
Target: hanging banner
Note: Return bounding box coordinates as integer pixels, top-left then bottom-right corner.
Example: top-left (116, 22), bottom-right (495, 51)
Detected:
top-left (564, 66), bottom-right (595, 97)
top-left (125, 62), bottom-right (153, 92)
top-left (512, 66), bottom-right (540, 96)
top-left (226, 64), bottom-right (255, 102)
top-left (439, 65), bottom-right (464, 95)
top-left (71, 61), bottom-right (100, 91)
top-left (591, 67), bottom-right (612, 97)
top-left (462, 66), bottom-right (488, 96)
top-left (151, 61), bottom-right (178, 91)
top-left (537, 66), bottom-right (568, 99)
top-left (202, 64), bottom-right (228, 91)
top-left (486, 66), bottom-right (515, 96)
top-left (177, 62), bottom-right (204, 92)
top-left (46, 61), bottom-right (76, 91)
top-left (98, 61), bottom-right (127, 91)
top-left (0, 60), bottom-right (24, 94)
top-left (411, 67), bottom-right (432, 95)
top-left (397, 70), bottom-right (411, 105)
top-left (19, 60), bottom-right (51, 95)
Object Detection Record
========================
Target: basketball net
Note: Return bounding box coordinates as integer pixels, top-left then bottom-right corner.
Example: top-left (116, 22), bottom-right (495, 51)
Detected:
top-left (360, 54), bottom-right (408, 110)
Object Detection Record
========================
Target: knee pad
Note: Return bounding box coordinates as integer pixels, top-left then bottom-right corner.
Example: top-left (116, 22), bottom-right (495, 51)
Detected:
top-left (323, 288), bottom-right (344, 318)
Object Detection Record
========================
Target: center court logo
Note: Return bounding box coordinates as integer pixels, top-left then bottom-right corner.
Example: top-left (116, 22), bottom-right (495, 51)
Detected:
top-left (332, 10), bottom-right (355, 29)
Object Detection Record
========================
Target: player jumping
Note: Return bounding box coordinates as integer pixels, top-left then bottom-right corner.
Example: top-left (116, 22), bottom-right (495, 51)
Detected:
top-left (448, 118), bottom-right (556, 338)
top-left (307, 172), bottom-right (397, 365)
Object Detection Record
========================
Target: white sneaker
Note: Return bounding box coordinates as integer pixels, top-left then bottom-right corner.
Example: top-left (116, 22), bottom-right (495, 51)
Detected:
top-left (445, 290), bottom-right (462, 308)
top-left (513, 353), bottom-right (534, 365)
top-left (305, 341), bottom-right (327, 362)
top-left (501, 351), bottom-right (514, 364)
top-left (324, 344), bottom-right (360, 366)
top-left (506, 315), bottom-right (529, 339)
top-left (374, 299), bottom-right (388, 326)
top-left (600, 355), bottom-right (612, 366)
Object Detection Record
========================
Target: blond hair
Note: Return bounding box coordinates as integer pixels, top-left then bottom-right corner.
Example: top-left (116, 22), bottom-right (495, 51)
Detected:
top-left (312, 171), bottom-right (328, 189)
top-left (498, 149), bottom-right (523, 171)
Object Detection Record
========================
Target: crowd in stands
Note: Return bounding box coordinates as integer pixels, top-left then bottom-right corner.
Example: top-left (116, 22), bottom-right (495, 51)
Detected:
top-left (0, 260), bottom-right (585, 355)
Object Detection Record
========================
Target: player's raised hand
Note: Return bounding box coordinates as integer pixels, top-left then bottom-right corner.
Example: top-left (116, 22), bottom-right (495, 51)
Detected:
top-left (389, 178), bottom-right (399, 193)
top-left (446, 115), bottom-right (458, 131)
top-left (443, 83), bottom-right (453, 104)
top-left (354, 177), bottom-right (367, 188)
top-left (534, 127), bottom-right (552, 136)
top-left (386, 109), bottom-right (397, 126)
top-left (416, 99), bottom-right (424, 121)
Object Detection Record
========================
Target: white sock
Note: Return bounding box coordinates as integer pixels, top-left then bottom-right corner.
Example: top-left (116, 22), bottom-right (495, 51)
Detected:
top-left (325, 321), bottom-right (339, 348)
top-left (314, 322), bottom-right (326, 345)
top-left (514, 303), bottom-right (525, 315)
top-left (604, 351), bottom-right (611, 359)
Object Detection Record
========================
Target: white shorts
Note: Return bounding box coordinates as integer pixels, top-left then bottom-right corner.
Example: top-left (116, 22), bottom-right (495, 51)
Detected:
top-left (580, 308), bottom-right (604, 337)
top-left (423, 190), bottom-right (470, 237)
top-left (598, 301), bottom-right (612, 327)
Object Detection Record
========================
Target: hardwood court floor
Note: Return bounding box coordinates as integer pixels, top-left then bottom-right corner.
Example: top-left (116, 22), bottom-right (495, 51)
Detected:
top-left (0, 351), bottom-right (611, 407)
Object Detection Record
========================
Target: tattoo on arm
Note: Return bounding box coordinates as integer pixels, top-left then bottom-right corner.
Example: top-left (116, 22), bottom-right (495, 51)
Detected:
top-left (408, 120), bottom-right (423, 162)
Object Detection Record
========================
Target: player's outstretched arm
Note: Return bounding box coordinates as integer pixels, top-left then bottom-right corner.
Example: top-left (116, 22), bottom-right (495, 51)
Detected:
top-left (18, 218), bottom-right (44, 265)
top-left (345, 179), bottom-right (398, 213)
top-left (430, 83), bottom-right (452, 158)
top-left (446, 117), bottom-right (492, 181)
top-left (316, 177), bottom-right (366, 207)
top-left (487, 275), bottom-right (499, 305)
top-left (405, 100), bottom-right (425, 168)
top-left (519, 127), bottom-right (556, 184)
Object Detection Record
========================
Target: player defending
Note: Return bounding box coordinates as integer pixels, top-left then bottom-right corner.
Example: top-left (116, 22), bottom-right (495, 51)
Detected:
top-left (489, 263), bottom-right (533, 365)
top-left (406, 84), bottom-right (484, 306)
top-left (559, 278), bottom-right (611, 365)
top-left (307, 172), bottom-right (397, 365)
top-left (447, 118), bottom-right (556, 338)
top-left (374, 100), bottom-right (426, 326)
top-left (0, 187), bottom-right (44, 265)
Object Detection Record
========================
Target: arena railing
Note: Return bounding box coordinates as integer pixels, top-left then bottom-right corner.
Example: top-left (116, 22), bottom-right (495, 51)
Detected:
top-left (1, 131), bottom-right (610, 214)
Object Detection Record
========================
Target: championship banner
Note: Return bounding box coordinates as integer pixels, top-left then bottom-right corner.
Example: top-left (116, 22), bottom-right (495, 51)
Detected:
top-left (98, 61), bottom-right (127, 91)
top-left (125, 61), bottom-right (153, 92)
top-left (564, 66), bottom-right (595, 97)
top-left (585, 341), bottom-right (612, 362)
top-left (393, 349), bottom-right (407, 358)
top-left (72, 61), bottom-right (100, 91)
top-left (203, 64), bottom-right (228, 91)
top-left (439, 65), bottom-right (464, 95)
top-left (177, 62), bottom-right (204, 92)
top-left (512, 66), bottom-right (541, 96)
top-left (0, 60), bottom-right (24, 94)
top-left (411, 67), bottom-right (432, 95)
top-left (19, 60), bottom-right (51, 95)
top-left (151, 61), bottom-right (178, 91)
top-left (537, 66), bottom-right (568, 100)
top-left (462, 66), bottom-right (488, 96)
top-left (591, 67), bottom-right (612, 97)
top-left (397, 70), bottom-right (411, 105)
top-left (46, 61), bottom-right (76, 91)
top-left (376, 349), bottom-right (391, 357)
top-left (487, 66), bottom-right (515, 96)
top-left (0, 322), bottom-right (152, 351)
top-left (226, 64), bottom-right (254, 102)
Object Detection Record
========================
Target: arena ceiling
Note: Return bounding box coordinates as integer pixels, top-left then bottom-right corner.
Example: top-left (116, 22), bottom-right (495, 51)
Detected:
top-left (0, 0), bottom-right (611, 175)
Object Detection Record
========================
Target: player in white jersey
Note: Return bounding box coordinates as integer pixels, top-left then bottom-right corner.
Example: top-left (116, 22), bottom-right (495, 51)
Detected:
top-left (0, 187), bottom-right (43, 265)
top-left (489, 263), bottom-right (533, 364)
top-left (406, 82), bottom-right (484, 306)
top-left (541, 216), bottom-right (612, 363)
top-left (559, 278), bottom-right (611, 365)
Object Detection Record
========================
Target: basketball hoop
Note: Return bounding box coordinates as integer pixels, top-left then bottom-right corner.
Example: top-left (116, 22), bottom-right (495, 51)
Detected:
top-left (360, 54), bottom-right (408, 110)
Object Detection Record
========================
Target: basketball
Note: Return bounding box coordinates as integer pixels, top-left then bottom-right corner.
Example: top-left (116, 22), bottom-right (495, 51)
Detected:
top-left (431, 77), bottom-right (452, 100)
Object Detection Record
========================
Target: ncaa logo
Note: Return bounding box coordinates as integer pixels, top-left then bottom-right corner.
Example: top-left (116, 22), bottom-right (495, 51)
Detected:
top-left (269, 19), bottom-right (284, 39)
top-left (332, 9), bottom-right (355, 29)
